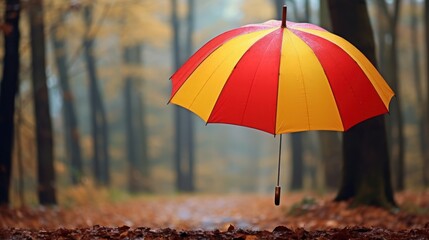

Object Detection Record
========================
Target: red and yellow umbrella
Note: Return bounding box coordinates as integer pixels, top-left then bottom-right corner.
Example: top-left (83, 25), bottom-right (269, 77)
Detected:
top-left (169, 6), bottom-right (394, 204)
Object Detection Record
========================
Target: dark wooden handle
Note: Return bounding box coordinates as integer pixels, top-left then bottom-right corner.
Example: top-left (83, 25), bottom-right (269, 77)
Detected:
top-left (274, 186), bottom-right (281, 206)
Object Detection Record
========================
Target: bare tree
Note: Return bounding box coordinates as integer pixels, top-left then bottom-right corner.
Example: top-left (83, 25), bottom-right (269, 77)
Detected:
top-left (51, 14), bottom-right (83, 185)
top-left (290, 133), bottom-right (303, 190)
top-left (29, 0), bottom-right (56, 205)
top-left (83, 5), bottom-right (110, 186)
top-left (410, 0), bottom-right (427, 188)
top-left (123, 44), bottom-right (150, 193)
top-left (171, 0), bottom-right (195, 192)
top-left (0, 0), bottom-right (21, 206)
top-left (424, 0), bottom-right (429, 187)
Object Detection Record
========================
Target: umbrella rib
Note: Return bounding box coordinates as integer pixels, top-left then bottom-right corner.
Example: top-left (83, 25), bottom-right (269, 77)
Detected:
top-left (274, 29), bottom-right (285, 134)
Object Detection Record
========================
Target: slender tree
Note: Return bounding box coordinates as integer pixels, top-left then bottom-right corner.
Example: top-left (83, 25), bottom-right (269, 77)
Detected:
top-left (124, 68), bottom-right (138, 193)
top-left (328, 0), bottom-right (396, 208)
top-left (51, 14), bottom-right (83, 185)
top-left (83, 5), bottom-right (110, 186)
top-left (375, 0), bottom-right (405, 191)
top-left (183, 0), bottom-right (195, 192)
top-left (424, 0), bottom-right (429, 187)
top-left (290, 133), bottom-right (303, 190)
top-left (136, 90), bottom-right (150, 189)
top-left (304, 0), bottom-right (310, 22)
top-left (0, 0), bottom-right (21, 206)
top-left (29, 0), bottom-right (56, 205)
top-left (411, 0), bottom-right (428, 188)
top-left (171, 0), bottom-right (195, 192)
top-left (123, 44), bottom-right (149, 193)
top-left (171, 0), bottom-right (183, 191)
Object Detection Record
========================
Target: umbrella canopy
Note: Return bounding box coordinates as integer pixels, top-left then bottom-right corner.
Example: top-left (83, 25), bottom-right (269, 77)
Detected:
top-left (169, 10), bottom-right (394, 135)
top-left (169, 6), bottom-right (394, 205)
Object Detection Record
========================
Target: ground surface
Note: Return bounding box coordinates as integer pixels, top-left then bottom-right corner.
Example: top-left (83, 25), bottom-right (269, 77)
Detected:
top-left (1, 191), bottom-right (429, 239)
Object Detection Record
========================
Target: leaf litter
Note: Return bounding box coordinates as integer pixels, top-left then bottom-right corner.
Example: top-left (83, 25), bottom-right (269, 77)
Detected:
top-left (1, 191), bottom-right (429, 239)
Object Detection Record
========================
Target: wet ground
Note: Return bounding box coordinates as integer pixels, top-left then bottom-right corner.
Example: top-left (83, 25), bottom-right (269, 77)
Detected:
top-left (1, 192), bottom-right (429, 239)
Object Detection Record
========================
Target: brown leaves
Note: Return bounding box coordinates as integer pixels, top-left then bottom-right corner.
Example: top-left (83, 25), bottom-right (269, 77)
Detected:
top-left (281, 193), bottom-right (429, 230)
top-left (2, 225), bottom-right (429, 239)
top-left (1, 192), bottom-right (429, 239)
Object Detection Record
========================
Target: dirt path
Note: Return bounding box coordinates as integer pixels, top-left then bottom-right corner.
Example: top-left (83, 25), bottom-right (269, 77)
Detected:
top-left (1, 192), bottom-right (429, 231)
top-left (1, 192), bottom-right (429, 239)
top-left (2, 194), bottom-right (287, 230)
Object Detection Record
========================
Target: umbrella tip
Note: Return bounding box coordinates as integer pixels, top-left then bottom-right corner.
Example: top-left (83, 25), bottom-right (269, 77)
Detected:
top-left (281, 5), bottom-right (287, 28)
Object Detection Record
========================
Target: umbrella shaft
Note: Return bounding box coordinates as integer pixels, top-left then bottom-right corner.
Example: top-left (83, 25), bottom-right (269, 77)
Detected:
top-left (277, 134), bottom-right (282, 186)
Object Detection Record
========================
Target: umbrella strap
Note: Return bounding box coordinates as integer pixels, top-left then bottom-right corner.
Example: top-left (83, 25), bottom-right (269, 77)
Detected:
top-left (277, 134), bottom-right (282, 186)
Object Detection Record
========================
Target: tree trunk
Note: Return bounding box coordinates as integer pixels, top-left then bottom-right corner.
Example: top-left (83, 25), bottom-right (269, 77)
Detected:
top-left (183, 0), bottom-right (195, 192)
top-left (411, 0), bottom-right (427, 188)
top-left (29, 0), bottom-right (56, 205)
top-left (51, 15), bottom-right (83, 185)
top-left (136, 90), bottom-right (150, 190)
top-left (290, 133), bottom-right (303, 190)
top-left (391, 0), bottom-right (405, 191)
top-left (319, 132), bottom-right (341, 190)
top-left (0, 0), bottom-right (21, 206)
top-left (83, 5), bottom-right (110, 186)
top-left (375, 0), bottom-right (405, 191)
top-left (304, 0), bottom-right (310, 22)
top-left (328, 0), bottom-right (396, 208)
top-left (319, 0), bottom-right (332, 37)
top-left (171, 0), bottom-right (195, 192)
top-left (124, 77), bottom-right (139, 193)
top-left (424, 0), bottom-right (429, 187)
top-left (172, 0), bottom-right (183, 191)
top-left (15, 98), bottom-right (24, 206)
top-left (97, 88), bottom-right (110, 185)
top-left (123, 44), bottom-right (149, 193)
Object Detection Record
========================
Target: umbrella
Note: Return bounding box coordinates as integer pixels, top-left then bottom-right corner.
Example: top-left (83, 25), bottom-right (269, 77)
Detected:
top-left (169, 6), bottom-right (394, 205)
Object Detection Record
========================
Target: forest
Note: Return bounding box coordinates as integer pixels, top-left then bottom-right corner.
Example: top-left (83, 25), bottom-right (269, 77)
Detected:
top-left (1, 0), bottom-right (429, 239)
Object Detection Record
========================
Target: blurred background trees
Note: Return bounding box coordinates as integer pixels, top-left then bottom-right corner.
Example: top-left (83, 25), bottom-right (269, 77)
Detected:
top-left (29, 0), bottom-right (56, 205)
top-left (0, 0), bottom-right (21, 205)
top-left (0, 0), bottom-right (428, 207)
top-left (171, 0), bottom-right (195, 193)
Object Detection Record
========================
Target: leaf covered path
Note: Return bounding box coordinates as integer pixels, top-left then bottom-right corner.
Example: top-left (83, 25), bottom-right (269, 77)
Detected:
top-left (1, 192), bottom-right (429, 239)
